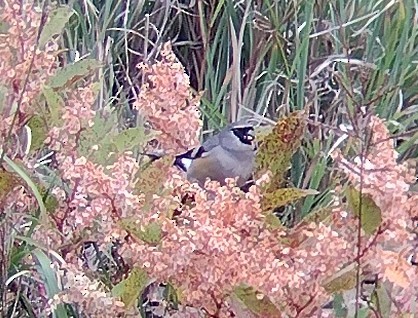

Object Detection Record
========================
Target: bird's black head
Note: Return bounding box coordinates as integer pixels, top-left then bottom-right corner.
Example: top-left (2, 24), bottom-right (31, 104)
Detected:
top-left (231, 126), bottom-right (255, 146)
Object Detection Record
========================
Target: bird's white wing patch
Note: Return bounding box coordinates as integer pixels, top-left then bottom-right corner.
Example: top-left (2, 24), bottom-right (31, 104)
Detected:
top-left (179, 157), bottom-right (193, 171)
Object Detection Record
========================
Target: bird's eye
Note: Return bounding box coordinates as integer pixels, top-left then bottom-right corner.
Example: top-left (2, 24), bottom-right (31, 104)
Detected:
top-left (231, 127), bottom-right (255, 145)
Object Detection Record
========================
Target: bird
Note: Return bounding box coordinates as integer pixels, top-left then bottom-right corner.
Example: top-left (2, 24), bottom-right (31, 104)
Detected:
top-left (173, 118), bottom-right (258, 188)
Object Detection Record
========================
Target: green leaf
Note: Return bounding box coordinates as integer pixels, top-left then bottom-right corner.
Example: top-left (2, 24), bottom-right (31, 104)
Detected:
top-left (112, 127), bottom-right (147, 153)
top-left (346, 186), bottom-right (382, 235)
top-left (38, 185), bottom-right (59, 214)
top-left (0, 84), bottom-right (8, 111)
top-left (255, 112), bottom-right (309, 216)
top-left (264, 212), bottom-right (284, 230)
top-left (111, 267), bottom-right (149, 308)
top-left (333, 293), bottom-right (347, 317)
top-left (371, 283), bottom-right (392, 318)
top-left (32, 249), bottom-right (69, 318)
top-left (134, 155), bottom-right (174, 205)
top-left (255, 111), bottom-right (305, 188)
top-left (357, 308), bottom-right (371, 318)
top-left (233, 284), bottom-right (280, 317)
top-left (48, 59), bottom-right (102, 89)
top-left (39, 6), bottom-right (74, 47)
top-left (139, 222), bottom-right (162, 245)
top-left (261, 188), bottom-right (318, 213)
top-left (301, 206), bottom-right (333, 225)
top-left (119, 219), bottom-right (162, 245)
top-left (78, 110), bottom-right (152, 165)
top-left (0, 20), bottom-right (9, 33)
top-left (0, 170), bottom-right (19, 202)
top-left (27, 115), bottom-right (48, 152)
top-left (78, 110), bottom-right (118, 164)
top-left (322, 264), bottom-right (357, 293)
top-left (164, 283), bottom-right (179, 309)
top-left (42, 85), bottom-right (64, 126)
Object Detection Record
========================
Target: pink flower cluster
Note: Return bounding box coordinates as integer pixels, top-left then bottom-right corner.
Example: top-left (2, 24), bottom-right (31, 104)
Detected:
top-left (0, 0), bottom-right (58, 137)
top-left (332, 115), bottom-right (418, 315)
top-left (4, 0), bottom-right (417, 314)
top-left (133, 42), bottom-right (202, 154)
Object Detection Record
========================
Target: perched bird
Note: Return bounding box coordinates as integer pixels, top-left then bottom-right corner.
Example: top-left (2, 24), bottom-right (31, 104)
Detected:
top-left (174, 119), bottom-right (258, 188)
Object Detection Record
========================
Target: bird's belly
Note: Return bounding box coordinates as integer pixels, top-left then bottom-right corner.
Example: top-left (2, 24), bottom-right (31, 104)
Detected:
top-left (216, 155), bottom-right (253, 185)
top-left (186, 152), bottom-right (253, 187)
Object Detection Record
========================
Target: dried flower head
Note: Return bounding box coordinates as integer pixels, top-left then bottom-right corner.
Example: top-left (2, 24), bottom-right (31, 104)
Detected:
top-left (49, 262), bottom-right (126, 317)
top-left (0, 0), bottom-right (58, 139)
top-left (332, 115), bottom-right (418, 315)
top-left (133, 42), bottom-right (202, 154)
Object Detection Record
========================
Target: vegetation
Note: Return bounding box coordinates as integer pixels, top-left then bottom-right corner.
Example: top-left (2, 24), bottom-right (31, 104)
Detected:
top-left (0, 0), bottom-right (417, 317)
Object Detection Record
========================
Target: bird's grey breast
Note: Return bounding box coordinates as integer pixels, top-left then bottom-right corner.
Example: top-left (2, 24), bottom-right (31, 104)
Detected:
top-left (213, 146), bottom-right (254, 180)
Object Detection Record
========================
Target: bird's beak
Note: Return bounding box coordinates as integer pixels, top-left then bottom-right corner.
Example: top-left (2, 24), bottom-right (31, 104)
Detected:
top-left (250, 136), bottom-right (258, 151)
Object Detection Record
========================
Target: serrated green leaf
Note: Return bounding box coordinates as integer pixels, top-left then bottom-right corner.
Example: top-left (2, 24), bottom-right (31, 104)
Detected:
top-left (346, 186), bottom-right (382, 235)
top-left (111, 267), bottom-right (149, 308)
top-left (27, 115), bottom-right (47, 152)
top-left (42, 85), bottom-right (64, 126)
top-left (48, 59), bottom-right (102, 89)
top-left (38, 6), bottom-right (73, 47)
top-left (233, 284), bottom-right (280, 317)
top-left (261, 188), bottom-right (318, 212)
top-left (120, 219), bottom-right (162, 245)
top-left (255, 111), bottom-right (305, 188)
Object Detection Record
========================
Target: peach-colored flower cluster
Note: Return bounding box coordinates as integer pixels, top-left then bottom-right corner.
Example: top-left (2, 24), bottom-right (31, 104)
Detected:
top-left (41, 152), bottom-right (146, 245)
top-left (41, 79), bottom-right (357, 316)
top-left (2, 181), bottom-right (37, 215)
top-left (0, 0), bottom-right (63, 244)
top-left (5, 1), bottom-right (417, 314)
top-left (49, 261), bottom-right (127, 318)
top-left (332, 115), bottom-right (418, 315)
top-left (44, 84), bottom-right (122, 244)
top-left (133, 42), bottom-right (202, 154)
top-left (38, 40), bottom-right (207, 316)
top-left (0, 0), bottom-right (58, 137)
top-left (118, 175), bottom-right (355, 317)
top-left (47, 84), bottom-right (97, 154)
top-left (114, 114), bottom-right (417, 316)
top-left (40, 44), bottom-right (400, 317)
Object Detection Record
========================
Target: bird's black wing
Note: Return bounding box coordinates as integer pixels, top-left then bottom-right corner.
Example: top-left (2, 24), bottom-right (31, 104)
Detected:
top-left (174, 145), bottom-right (206, 172)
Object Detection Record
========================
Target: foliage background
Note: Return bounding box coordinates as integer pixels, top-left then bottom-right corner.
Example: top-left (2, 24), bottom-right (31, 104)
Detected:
top-left (1, 0), bottom-right (418, 317)
top-left (57, 0), bottom-right (418, 217)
